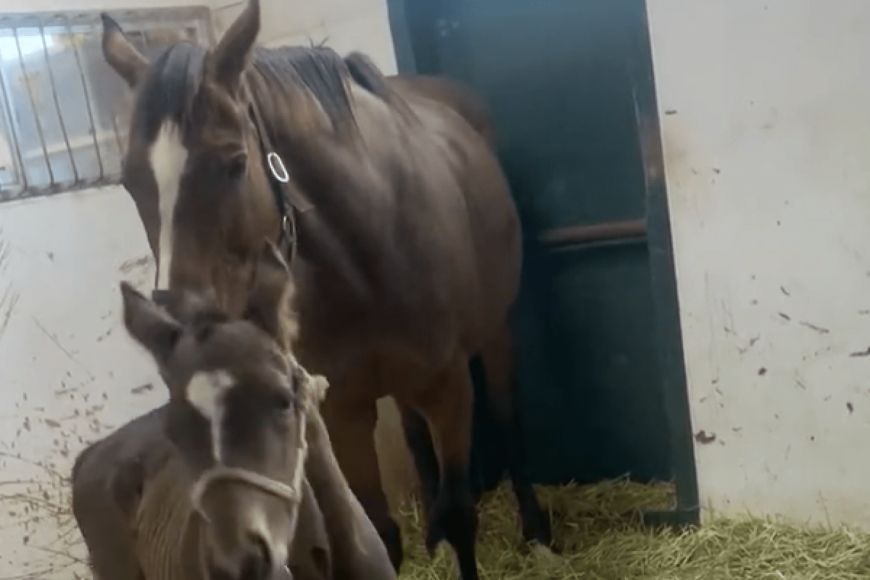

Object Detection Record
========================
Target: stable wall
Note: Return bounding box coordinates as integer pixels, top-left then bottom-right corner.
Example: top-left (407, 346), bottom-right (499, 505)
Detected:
top-left (0, 0), bottom-right (403, 578)
top-left (648, 0), bottom-right (870, 528)
top-left (0, 187), bottom-right (160, 579)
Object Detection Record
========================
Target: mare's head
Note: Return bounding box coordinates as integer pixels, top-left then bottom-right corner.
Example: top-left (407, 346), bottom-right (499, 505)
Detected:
top-left (122, 242), bottom-right (310, 579)
top-left (102, 0), bottom-right (331, 318)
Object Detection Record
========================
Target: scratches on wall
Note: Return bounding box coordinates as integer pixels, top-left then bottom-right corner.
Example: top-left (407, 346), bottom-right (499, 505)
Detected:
top-left (118, 254), bottom-right (151, 275)
top-left (777, 311), bottom-right (831, 335)
top-left (695, 430), bottom-right (718, 444)
top-left (797, 320), bottom-right (830, 335)
top-left (704, 272), bottom-right (722, 386)
top-left (29, 316), bottom-right (95, 382)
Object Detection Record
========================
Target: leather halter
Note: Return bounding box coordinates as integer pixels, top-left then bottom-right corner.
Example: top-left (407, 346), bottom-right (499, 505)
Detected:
top-left (150, 85), bottom-right (310, 306)
top-left (245, 83), bottom-right (313, 266)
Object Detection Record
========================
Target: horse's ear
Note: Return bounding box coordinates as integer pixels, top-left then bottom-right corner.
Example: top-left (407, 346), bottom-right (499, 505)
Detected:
top-left (244, 240), bottom-right (297, 346)
top-left (207, 0), bottom-right (260, 93)
top-left (101, 13), bottom-right (150, 88)
top-left (121, 281), bottom-right (183, 366)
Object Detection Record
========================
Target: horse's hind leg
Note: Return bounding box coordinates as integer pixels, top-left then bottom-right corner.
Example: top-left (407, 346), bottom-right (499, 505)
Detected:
top-left (399, 355), bottom-right (479, 580)
top-left (479, 324), bottom-right (554, 550)
top-left (399, 404), bottom-right (440, 510)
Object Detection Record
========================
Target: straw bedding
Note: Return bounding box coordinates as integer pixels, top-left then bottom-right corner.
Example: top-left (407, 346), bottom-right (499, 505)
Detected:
top-left (396, 478), bottom-right (870, 580)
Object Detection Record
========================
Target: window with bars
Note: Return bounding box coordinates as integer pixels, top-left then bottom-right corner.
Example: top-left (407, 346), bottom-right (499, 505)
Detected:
top-left (0, 8), bottom-right (213, 202)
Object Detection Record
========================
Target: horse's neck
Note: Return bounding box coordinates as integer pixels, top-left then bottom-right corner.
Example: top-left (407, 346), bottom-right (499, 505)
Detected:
top-left (304, 410), bottom-right (396, 580)
top-left (134, 455), bottom-right (201, 579)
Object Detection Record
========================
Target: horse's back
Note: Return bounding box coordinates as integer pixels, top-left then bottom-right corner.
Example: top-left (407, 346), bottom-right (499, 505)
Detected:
top-left (390, 76), bottom-right (522, 345)
top-left (386, 74), bottom-right (497, 148)
top-left (320, 71), bottom-right (521, 358)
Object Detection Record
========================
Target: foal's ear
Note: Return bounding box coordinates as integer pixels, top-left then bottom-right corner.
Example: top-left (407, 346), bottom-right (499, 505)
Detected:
top-left (244, 240), bottom-right (296, 345)
top-left (121, 282), bottom-right (183, 365)
top-left (101, 13), bottom-right (150, 89)
top-left (207, 0), bottom-right (260, 93)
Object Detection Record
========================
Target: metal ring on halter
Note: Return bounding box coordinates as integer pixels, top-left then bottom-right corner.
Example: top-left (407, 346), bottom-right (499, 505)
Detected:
top-left (267, 152), bottom-right (290, 183)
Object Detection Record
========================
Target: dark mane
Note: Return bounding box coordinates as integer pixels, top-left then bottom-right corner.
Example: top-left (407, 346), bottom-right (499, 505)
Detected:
top-left (132, 41), bottom-right (398, 135)
top-left (252, 45), bottom-right (357, 125)
top-left (132, 42), bottom-right (206, 139)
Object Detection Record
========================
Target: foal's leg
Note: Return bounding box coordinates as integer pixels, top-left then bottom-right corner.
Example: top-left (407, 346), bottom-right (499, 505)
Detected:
top-left (401, 355), bottom-right (479, 580)
top-left (320, 387), bottom-right (404, 572)
top-left (480, 325), bottom-right (554, 550)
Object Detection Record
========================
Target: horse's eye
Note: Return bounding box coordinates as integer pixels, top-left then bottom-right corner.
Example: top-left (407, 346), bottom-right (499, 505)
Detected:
top-left (225, 152), bottom-right (248, 181)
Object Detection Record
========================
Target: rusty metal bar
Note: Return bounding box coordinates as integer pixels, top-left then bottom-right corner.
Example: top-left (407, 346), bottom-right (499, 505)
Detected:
top-left (41, 22), bottom-right (79, 185)
top-left (65, 15), bottom-right (105, 184)
top-left (0, 53), bottom-right (28, 194)
top-left (0, 8), bottom-right (213, 201)
top-left (111, 112), bottom-right (125, 161)
top-left (539, 218), bottom-right (647, 249)
top-left (14, 26), bottom-right (54, 187)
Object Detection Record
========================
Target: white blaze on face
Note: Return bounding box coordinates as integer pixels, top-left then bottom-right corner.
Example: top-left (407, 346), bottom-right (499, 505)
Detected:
top-left (186, 370), bottom-right (235, 462)
top-left (149, 122), bottom-right (188, 291)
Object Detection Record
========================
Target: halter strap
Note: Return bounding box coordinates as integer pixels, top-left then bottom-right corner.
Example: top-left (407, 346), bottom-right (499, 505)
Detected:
top-left (245, 82), bottom-right (313, 265)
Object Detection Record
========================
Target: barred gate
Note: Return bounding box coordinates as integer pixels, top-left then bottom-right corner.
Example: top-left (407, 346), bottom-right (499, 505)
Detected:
top-left (0, 7), bottom-right (213, 201)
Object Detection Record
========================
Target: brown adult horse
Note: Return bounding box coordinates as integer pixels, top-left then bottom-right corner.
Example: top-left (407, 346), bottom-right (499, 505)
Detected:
top-left (100, 2), bottom-right (551, 577)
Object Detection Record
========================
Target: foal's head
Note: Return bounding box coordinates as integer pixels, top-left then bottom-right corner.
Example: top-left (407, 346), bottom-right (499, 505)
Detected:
top-left (122, 242), bottom-right (307, 579)
top-left (102, 0), bottom-right (307, 318)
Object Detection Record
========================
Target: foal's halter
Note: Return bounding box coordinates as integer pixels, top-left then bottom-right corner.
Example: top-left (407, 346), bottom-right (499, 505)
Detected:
top-left (190, 355), bottom-right (329, 525)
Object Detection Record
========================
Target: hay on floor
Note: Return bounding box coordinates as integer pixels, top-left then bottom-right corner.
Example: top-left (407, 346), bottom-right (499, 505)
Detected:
top-left (397, 478), bottom-right (870, 579)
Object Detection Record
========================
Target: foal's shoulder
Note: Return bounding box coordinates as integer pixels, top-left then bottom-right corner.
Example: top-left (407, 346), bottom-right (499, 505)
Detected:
top-left (72, 405), bottom-right (172, 519)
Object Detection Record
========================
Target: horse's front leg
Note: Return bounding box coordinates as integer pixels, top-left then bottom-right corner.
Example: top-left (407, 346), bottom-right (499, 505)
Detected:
top-left (320, 383), bottom-right (404, 572)
top-left (399, 354), bottom-right (479, 580)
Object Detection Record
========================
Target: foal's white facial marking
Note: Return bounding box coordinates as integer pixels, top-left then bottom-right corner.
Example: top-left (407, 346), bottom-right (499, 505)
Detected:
top-left (149, 122), bottom-right (188, 291)
top-left (186, 370), bottom-right (235, 462)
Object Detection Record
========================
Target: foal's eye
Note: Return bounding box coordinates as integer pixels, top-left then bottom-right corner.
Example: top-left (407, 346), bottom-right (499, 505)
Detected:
top-left (270, 392), bottom-right (293, 415)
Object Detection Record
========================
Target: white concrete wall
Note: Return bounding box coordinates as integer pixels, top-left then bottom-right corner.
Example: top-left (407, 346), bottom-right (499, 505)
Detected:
top-left (0, 0), bottom-right (405, 578)
top-left (0, 187), bottom-right (160, 579)
top-left (647, 0), bottom-right (870, 528)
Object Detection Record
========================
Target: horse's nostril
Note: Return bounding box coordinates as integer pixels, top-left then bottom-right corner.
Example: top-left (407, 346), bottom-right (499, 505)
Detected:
top-left (241, 532), bottom-right (273, 580)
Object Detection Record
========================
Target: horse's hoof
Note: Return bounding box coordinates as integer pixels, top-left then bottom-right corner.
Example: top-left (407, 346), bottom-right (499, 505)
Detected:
top-left (530, 542), bottom-right (563, 566)
top-left (424, 525), bottom-right (444, 558)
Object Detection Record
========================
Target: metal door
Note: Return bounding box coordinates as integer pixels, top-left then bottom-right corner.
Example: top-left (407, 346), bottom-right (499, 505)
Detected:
top-left (388, 0), bottom-right (698, 524)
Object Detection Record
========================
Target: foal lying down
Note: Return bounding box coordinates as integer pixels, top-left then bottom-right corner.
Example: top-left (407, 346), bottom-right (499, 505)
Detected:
top-left (71, 242), bottom-right (395, 580)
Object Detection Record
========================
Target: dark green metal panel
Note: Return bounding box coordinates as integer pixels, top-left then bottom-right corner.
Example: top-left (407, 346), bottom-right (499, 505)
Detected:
top-left (388, 0), bottom-right (698, 522)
